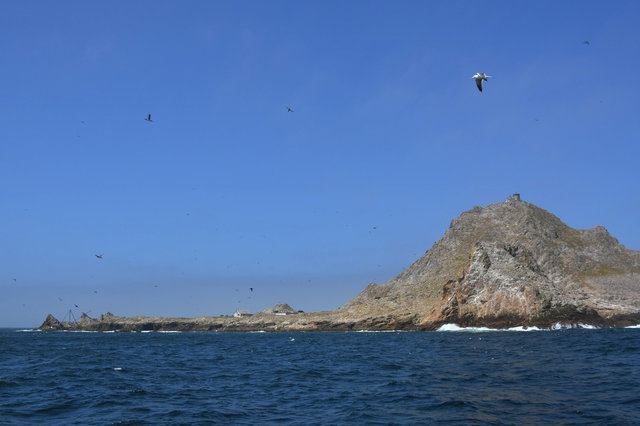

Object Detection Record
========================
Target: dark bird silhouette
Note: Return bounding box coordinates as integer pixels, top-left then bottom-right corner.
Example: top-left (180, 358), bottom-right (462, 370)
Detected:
top-left (145, 114), bottom-right (153, 122)
top-left (93, 290), bottom-right (98, 294)
top-left (12, 278), bottom-right (16, 282)
top-left (286, 106), bottom-right (294, 112)
top-left (95, 254), bottom-right (104, 259)
top-left (74, 304), bottom-right (79, 308)
top-left (583, 40), bottom-right (590, 45)
top-left (250, 287), bottom-right (254, 292)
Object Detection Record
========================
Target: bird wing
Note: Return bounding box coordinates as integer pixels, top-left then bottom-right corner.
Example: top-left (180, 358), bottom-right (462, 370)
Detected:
top-left (475, 78), bottom-right (483, 92)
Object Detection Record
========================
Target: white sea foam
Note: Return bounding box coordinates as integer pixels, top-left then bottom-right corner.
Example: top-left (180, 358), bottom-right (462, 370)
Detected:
top-left (577, 323), bottom-right (598, 329)
top-left (140, 330), bottom-right (153, 333)
top-left (436, 324), bottom-right (496, 332)
top-left (437, 323), bottom-right (554, 332)
top-left (112, 367), bottom-right (123, 371)
top-left (158, 330), bottom-right (182, 333)
top-left (625, 325), bottom-right (640, 328)
top-left (551, 322), bottom-right (599, 330)
top-left (506, 326), bottom-right (543, 332)
top-left (16, 329), bottom-right (40, 332)
top-left (436, 322), bottom-right (601, 332)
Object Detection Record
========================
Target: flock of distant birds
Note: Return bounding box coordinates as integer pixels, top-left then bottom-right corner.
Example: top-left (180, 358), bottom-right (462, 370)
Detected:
top-left (10, 40), bottom-right (592, 314)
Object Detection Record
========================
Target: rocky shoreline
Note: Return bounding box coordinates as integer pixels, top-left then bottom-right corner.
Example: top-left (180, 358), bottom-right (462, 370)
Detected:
top-left (37, 309), bottom-right (640, 332)
top-left (36, 196), bottom-right (640, 333)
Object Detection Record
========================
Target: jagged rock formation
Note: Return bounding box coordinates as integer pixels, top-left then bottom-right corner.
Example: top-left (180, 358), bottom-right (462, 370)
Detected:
top-left (39, 314), bottom-right (65, 330)
top-left (37, 196), bottom-right (640, 331)
top-left (339, 196), bottom-right (640, 328)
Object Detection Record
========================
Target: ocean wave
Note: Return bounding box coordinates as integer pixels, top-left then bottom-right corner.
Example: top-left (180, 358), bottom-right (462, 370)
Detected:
top-left (550, 322), bottom-right (598, 330)
top-left (625, 325), bottom-right (640, 329)
top-left (437, 324), bottom-right (542, 332)
top-left (437, 323), bottom-right (601, 332)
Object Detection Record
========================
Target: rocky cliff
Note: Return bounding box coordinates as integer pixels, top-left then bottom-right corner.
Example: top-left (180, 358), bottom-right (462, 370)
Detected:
top-left (37, 196), bottom-right (640, 331)
top-left (339, 195), bottom-right (640, 328)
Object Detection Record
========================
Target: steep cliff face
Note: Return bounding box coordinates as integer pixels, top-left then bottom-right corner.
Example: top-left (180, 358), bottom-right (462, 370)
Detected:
top-left (340, 196), bottom-right (640, 326)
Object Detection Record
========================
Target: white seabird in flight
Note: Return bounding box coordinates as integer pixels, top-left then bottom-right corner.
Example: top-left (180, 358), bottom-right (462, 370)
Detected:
top-left (471, 73), bottom-right (491, 92)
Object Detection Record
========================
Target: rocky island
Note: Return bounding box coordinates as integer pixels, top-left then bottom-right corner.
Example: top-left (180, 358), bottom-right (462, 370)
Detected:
top-left (38, 195), bottom-right (640, 332)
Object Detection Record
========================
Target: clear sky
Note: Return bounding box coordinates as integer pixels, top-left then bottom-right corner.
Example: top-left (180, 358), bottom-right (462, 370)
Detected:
top-left (2, 1), bottom-right (639, 327)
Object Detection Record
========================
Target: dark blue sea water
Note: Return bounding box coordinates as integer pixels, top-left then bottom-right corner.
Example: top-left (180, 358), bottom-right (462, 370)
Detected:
top-left (1, 327), bottom-right (639, 425)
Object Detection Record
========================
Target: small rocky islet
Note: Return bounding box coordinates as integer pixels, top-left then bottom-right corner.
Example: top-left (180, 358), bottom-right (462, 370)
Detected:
top-left (38, 195), bottom-right (640, 332)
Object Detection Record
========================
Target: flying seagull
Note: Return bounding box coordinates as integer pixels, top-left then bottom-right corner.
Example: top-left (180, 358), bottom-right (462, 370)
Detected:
top-left (145, 114), bottom-right (153, 122)
top-left (74, 304), bottom-right (79, 308)
top-left (286, 106), bottom-right (294, 112)
top-left (583, 40), bottom-right (590, 45)
top-left (95, 254), bottom-right (104, 259)
top-left (471, 73), bottom-right (491, 92)
top-left (250, 287), bottom-right (254, 292)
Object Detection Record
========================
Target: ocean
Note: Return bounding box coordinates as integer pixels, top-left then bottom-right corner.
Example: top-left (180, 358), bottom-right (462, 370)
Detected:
top-left (1, 327), bottom-right (639, 425)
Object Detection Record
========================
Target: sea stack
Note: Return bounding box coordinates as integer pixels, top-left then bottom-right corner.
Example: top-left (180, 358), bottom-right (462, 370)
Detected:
top-left (339, 195), bottom-right (640, 328)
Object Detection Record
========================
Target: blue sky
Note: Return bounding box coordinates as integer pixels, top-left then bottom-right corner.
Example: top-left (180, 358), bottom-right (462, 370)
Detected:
top-left (2, 1), bottom-right (639, 327)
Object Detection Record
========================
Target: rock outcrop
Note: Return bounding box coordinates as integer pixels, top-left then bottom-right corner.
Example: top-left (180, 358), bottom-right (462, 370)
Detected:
top-left (339, 196), bottom-right (640, 328)
top-left (39, 314), bottom-right (65, 330)
top-left (37, 196), bottom-right (640, 331)
top-left (258, 303), bottom-right (298, 315)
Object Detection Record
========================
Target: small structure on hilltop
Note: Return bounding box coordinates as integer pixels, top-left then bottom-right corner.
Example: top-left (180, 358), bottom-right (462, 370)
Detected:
top-left (508, 193), bottom-right (521, 201)
top-left (259, 303), bottom-right (298, 316)
top-left (233, 310), bottom-right (253, 318)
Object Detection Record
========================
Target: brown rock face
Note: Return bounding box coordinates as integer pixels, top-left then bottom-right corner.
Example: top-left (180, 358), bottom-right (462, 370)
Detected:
top-left (340, 196), bottom-right (640, 327)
